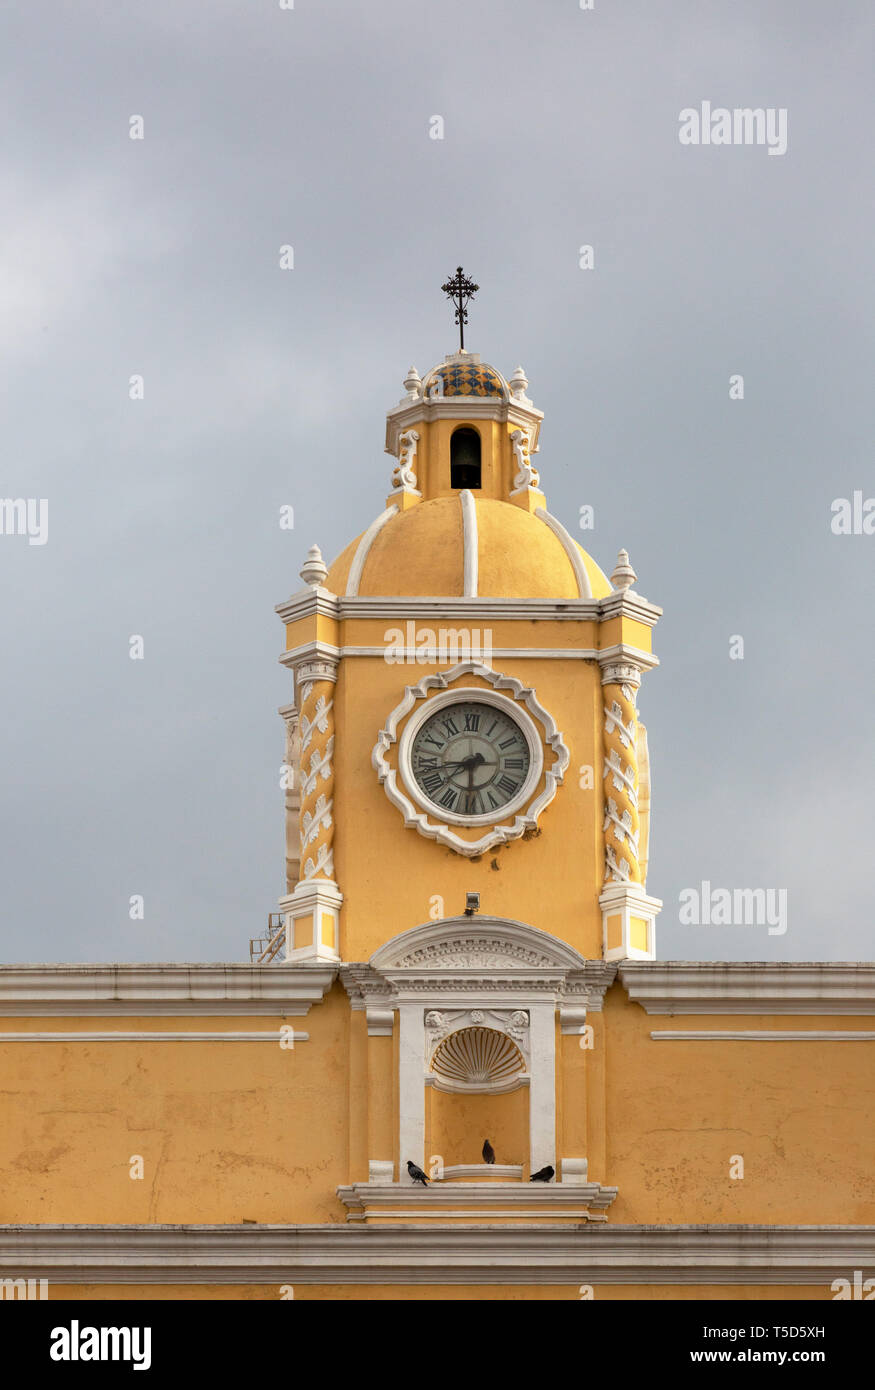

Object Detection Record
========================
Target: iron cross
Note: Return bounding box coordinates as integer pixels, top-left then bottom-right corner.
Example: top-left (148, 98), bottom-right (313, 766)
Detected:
top-left (441, 266), bottom-right (479, 351)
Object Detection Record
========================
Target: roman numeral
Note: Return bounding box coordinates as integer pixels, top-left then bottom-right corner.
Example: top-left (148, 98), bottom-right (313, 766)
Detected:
top-left (439, 786), bottom-right (458, 810)
top-left (487, 789), bottom-right (500, 809)
top-left (504, 757), bottom-right (524, 770)
top-left (417, 755), bottom-right (438, 769)
top-left (422, 772), bottom-right (443, 795)
top-left (498, 736), bottom-right (518, 750)
top-left (442, 717), bottom-right (458, 736)
top-left (497, 775), bottom-right (518, 796)
top-left (463, 711), bottom-right (480, 731)
top-left (462, 791), bottom-right (481, 814)
top-left (486, 720), bottom-right (497, 736)
top-left (423, 736), bottom-right (443, 749)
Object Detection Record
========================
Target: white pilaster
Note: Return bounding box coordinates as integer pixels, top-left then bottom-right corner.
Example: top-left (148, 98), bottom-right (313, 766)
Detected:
top-left (398, 1004), bottom-right (426, 1179)
top-left (527, 1004), bottom-right (556, 1176)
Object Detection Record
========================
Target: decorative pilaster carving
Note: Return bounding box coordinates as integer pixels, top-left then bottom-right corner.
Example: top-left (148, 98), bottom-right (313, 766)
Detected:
top-left (600, 663), bottom-right (642, 885)
top-left (297, 658), bottom-right (338, 881)
top-left (279, 703), bottom-right (302, 893)
top-left (392, 428), bottom-right (420, 493)
top-left (509, 427), bottom-right (540, 493)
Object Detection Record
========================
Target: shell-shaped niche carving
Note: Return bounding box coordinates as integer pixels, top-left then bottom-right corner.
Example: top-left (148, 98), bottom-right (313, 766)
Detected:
top-left (430, 1026), bottom-right (525, 1094)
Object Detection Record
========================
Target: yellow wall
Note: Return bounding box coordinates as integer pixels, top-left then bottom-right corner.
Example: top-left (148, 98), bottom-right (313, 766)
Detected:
top-left (1, 984), bottom-right (871, 1227)
top-left (601, 989), bottom-right (875, 1224)
top-left (0, 984), bottom-right (351, 1225)
top-left (41, 1283), bottom-right (839, 1301)
top-left (333, 651), bottom-right (605, 961)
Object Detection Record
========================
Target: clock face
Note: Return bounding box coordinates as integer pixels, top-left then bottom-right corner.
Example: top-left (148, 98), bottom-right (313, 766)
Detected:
top-left (408, 700), bottom-right (532, 820)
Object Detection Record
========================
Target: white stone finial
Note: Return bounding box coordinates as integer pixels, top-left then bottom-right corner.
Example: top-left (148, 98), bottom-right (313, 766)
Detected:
top-left (403, 365), bottom-right (421, 399)
top-left (300, 543), bottom-right (328, 587)
top-left (508, 365), bottom-right (530, 401)
top-left (610, 549), bottom-right (637, 592)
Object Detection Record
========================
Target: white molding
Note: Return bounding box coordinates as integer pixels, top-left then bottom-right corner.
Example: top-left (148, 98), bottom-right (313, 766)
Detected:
top-left (365, 1008), bottom-right (394, 1036)
top-left (337, 1181), bottom-right (616, 1224)
top-left (275, 587), bottom-right (339, 626)
top-left (651, 1030), bottom-right (875, 1041)
top-left (598, 589), bottom-right (663, 626)
top-left (346, 505), bottom-right (399, 597)
top-left (337, 596), bottom-right (604, 621)
top-left (370, 917), bottom-right (591, 976)
top-left (597, 643), bottom-right (660, 676)
top-left (620, 962), bottom-right (875, 1015)
top-left (460, 489), bottom-right (478, 597)
top-left (0, 1223), bottom-right (871, 1285)
top-left (341, 647), bottom-right (601, 660)
top-left (0, 1031), bottom-right (309, 1043)
top-left (534, 508), bottom-right (592, 598)
top-left (368, 1160), bottom-right (394, 1183)
top-left (0, 964), bottom-right (338, 1016)
top-left (560, 1157), bottom-right (589, 1185)
top-left (278, 640), bottom-right (341, 673)
top-left (372, 662), bottom-right (569, 857)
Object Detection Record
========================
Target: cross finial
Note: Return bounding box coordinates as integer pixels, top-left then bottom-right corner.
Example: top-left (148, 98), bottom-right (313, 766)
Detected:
top-left (441, 266), bottom-right (479, 351)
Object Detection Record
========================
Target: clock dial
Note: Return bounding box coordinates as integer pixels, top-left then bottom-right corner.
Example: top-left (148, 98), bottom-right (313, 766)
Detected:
top-left (409, 700), bottom-right (531, 819)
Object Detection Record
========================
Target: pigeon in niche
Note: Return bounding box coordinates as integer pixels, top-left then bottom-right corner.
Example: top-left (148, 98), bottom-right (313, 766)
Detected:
top-left (407, 1160), bottom-right (429, 1186)
top-left (482, 1139), bottom-right (495, 1164)
top-left (529, 1165), bottom-right (555, 1183)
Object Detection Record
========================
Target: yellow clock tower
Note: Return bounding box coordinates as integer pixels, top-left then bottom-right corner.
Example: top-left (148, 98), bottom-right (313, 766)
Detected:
top-left (272, 340), bottom-right (662, 1212)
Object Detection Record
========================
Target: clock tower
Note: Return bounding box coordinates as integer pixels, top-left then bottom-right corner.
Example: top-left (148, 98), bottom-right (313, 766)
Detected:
top-left (273, 335), bottom-right (663, 1205)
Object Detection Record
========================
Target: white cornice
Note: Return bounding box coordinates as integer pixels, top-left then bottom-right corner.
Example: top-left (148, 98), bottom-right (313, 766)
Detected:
top-left (279, 640), bottom-right (341, 671)
top-left (384, 397), bottom-right (544, 458)
top-left (336, 597), bottom-right (604, 620)
top-left (598, 590), bottom-right (663, 626)
top-left (275, 587), bottom-right (340, 625)
top-left (0, 1224), bottom-right (871, 1285)
top-left (620, 962), bottom-right (875, 1015)
top-left (0, 964), bottom-right (338, 1017)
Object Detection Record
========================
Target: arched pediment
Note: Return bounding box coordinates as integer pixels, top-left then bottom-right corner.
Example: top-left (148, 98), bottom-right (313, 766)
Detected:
top-left (370, 916), bottom-right (588, 975)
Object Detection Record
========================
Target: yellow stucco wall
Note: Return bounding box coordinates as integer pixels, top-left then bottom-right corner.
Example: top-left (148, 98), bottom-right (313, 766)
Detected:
top-left (333, 652), bottom-right (605, 961)
top-left (601, 988), bottom-right (875, 1225)
top-left (0, 984), bottom-right (352, 1225)
top-left (1, 983), bottom-right (872, 1226)
top-left (41, 1283), bottom-right (840, 1301)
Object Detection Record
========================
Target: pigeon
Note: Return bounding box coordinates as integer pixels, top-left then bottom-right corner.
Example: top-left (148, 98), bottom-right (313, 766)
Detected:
top-left (482, 1139), bottom-right (495, 1164)
top-left (529, 1165), bottom-right (555, 1183)
top-left (407, 1160), bottom-right (429, 1185)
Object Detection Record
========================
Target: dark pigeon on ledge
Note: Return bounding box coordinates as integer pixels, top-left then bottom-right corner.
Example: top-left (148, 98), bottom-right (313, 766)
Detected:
top-left (407, 1160), bottom-right (429, 1185)
top-left (482, 1139), bottom-right (495, 1164)
top-left (529, 1165), bottom-right (555, 1182)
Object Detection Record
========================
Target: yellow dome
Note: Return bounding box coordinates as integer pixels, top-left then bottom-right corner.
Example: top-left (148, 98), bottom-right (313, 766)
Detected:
top-left (325, 495), bottom-right (611, 600)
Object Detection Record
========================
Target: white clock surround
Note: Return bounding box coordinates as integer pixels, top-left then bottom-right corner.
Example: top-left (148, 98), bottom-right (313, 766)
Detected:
top-left (372, 661), bottom-right (569, 856)
top-left (399, 685), bottom-right (542, 825)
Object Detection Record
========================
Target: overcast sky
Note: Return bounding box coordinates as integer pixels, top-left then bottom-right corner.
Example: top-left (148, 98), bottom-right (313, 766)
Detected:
top-left (0, 0), bottom-right (872, 964)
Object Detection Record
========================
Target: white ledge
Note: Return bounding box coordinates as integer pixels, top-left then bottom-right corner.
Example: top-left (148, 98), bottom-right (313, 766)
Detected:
top-left (0, 1224), bottom-right (871, 1285)
top-left (0, 964), bottom-right (338, 1016)
top-left (620, 961), bottom-right (875, 1015)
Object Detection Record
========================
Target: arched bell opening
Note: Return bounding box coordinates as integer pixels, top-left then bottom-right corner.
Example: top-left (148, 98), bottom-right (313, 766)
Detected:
top-left (450, 426), bottom-right (482, 489)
